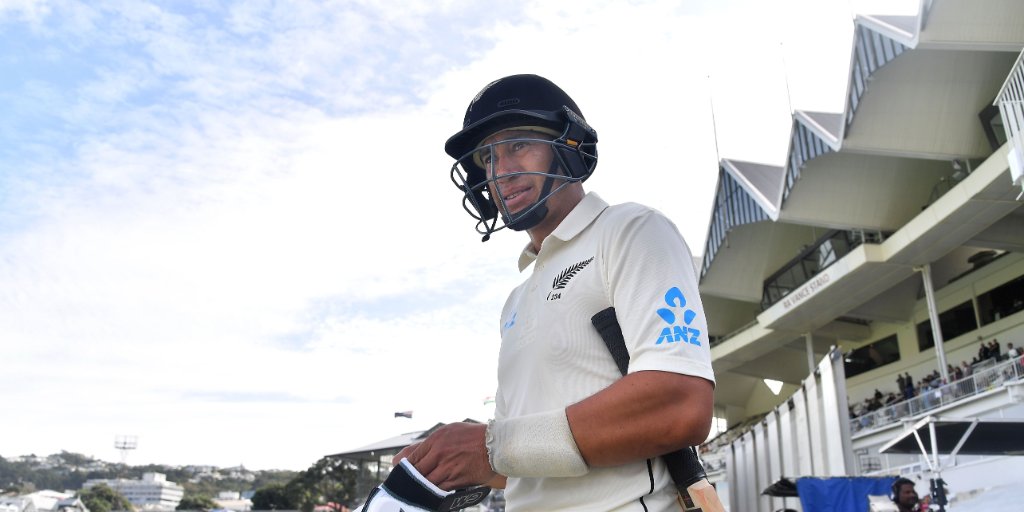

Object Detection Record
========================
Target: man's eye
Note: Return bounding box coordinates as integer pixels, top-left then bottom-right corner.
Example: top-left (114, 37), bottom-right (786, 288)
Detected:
top-left (511, 141), bottom-right (528, 152)
top-left (477, 151), bottom-right (492, 166)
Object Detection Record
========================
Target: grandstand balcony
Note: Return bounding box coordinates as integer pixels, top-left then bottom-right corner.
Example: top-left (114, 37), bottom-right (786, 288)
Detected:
top-left (701, 1), bottom-right (1024, 421)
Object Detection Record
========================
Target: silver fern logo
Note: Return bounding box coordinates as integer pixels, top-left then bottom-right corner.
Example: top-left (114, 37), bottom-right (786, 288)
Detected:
top-left (547, 257), bottom-right (594, 301)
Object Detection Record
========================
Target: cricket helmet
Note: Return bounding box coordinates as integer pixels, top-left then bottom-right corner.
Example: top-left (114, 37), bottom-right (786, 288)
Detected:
top-left (446, 74), bottom-right (598, 240)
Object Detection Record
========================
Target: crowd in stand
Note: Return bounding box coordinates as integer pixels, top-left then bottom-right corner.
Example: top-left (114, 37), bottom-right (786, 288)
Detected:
top-left (849, 338), bottom-right (1021, 421)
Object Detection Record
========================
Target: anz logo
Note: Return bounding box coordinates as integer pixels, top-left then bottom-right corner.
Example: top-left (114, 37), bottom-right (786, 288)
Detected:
top-left (503, 311), bottom-right (517, 332)
top-left (655, 286), bottom-right (702, 346)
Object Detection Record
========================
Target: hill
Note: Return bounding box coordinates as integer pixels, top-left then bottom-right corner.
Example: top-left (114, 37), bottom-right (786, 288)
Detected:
top-left (0, 451), bottom-right (297, 499)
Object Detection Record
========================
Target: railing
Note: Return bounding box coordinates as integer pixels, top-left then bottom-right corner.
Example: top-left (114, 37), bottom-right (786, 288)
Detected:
top-left (925, 162), bottom-right (973, 207)
top-left (709, 319), bottom-right (760, 348)
top-left (700, 450), bottom-right (728, 475)
top-left (995, 49), bottom-right (1024, 198)
top-left (864, 460), bottom-right (928, 478)
top-left (849, 356), bottom-right (1024, 434)
top-left (996, 50), bottom-right (1024, 144)
top-left (761, 229), bottom-right (885, 310)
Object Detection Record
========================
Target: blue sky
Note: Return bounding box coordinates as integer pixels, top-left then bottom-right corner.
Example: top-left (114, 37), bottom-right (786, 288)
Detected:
top-left (0, 0), bottom-right (912, 471)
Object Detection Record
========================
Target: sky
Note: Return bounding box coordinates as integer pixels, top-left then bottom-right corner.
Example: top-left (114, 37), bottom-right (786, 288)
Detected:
top-left (0, 0), bottom-right (917, 471)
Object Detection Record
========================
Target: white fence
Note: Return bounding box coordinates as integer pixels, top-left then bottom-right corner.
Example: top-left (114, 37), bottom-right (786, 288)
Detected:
top-left (718, 348), bottom-right (852, 512)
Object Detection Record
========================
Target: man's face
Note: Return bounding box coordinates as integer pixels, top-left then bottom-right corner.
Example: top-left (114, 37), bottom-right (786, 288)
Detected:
top-left (477, 129), bottom-right (556, 216)
top-left (896, 483), bottom-right (918, 508)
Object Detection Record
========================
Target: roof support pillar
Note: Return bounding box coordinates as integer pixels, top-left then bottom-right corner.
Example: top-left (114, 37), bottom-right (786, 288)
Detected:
top-left (917, 264), bottom-right (951, 382)
top-left (805, 332), bottom-right (815, 376)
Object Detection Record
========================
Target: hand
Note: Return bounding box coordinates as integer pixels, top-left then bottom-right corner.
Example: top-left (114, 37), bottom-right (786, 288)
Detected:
top-left (395, 422), bottom-right (497, 491)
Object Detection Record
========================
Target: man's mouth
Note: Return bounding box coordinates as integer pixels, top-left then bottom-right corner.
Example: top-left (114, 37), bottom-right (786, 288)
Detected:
top-left (501, 186), bottom-right (532, 211)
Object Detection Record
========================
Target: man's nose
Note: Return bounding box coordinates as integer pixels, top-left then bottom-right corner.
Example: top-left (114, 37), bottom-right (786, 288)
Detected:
top-left (491, 148), bottom-right (519, 178)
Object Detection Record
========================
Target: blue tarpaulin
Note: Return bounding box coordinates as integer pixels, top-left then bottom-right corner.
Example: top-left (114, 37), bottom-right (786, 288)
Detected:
top-left (796, 477), bottom-right (896, 512)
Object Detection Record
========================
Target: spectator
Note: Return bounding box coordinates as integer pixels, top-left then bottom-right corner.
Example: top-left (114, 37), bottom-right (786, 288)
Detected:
top-left (961, 361), bottom-right (977, 396)
top-left (991, 339), bottom-right (1001, 360)
top-left (921, 385), bottom-right (932, 410)
top-left (891, 477), bottom-right (919, 512)
top-left (1006, 342), bottom-right (1018, 360)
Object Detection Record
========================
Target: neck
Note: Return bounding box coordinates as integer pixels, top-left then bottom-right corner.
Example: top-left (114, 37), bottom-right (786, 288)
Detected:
top-left (525, 185), bottom-right (585, 253)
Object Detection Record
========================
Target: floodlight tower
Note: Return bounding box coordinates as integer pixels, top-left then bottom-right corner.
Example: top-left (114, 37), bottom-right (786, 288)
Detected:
top-left (114, 435), bottom-right (138, 466)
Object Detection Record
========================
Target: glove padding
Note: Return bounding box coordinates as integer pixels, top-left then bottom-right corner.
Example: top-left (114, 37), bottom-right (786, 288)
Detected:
top-left (358, 459), bottom-right (490, 512)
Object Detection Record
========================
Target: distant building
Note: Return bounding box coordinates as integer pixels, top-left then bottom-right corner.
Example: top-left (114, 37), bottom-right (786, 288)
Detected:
top-left (83, 473), bottom-right (183, 511)
top-left (0, 496), bottom-right (35, 512)
top-left (219, 468), bottom-right (254, 483)
top-left (53, 497), bottom-right (89, 512)
top-left (0, 491), bottom-right (88, 512)
top-left (212, 492), bottom-right (251, 512)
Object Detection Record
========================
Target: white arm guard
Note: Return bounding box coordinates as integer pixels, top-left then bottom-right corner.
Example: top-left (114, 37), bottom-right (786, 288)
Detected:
top-left (486, 408), bottom-right (589, 478)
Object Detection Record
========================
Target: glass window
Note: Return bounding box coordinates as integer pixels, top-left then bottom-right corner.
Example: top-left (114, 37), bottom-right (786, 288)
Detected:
top-left (818, 239), bottom-right (837, 268)
top-left (978, 103), bottom-right (1007, 151)
top-left (917, 300), bottom-right (978, 350)
top-left (845, 334), bottom-right (900, 378)
top-left (977, 274), bottom-right (1024, 325)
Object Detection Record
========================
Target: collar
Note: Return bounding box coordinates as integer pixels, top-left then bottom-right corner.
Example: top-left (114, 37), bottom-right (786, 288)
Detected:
top-left (517, 192), bottom-right (609, 272)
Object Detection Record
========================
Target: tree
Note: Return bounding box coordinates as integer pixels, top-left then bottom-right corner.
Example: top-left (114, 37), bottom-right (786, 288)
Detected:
top-left (251, 484), bottom-right (295, 511)
top-left (176, 495), bottom-right (219, 511)
top-left (284, 457), bottom-right (359, 512)
top-left (79, 484), bottom-right (134, 512)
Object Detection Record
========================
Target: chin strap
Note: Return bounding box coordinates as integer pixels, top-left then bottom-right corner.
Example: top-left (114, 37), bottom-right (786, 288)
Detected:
top-left (502, 158), bottom-right (563, 232)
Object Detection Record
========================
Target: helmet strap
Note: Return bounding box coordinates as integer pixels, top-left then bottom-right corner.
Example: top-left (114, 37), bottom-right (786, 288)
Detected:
top-left (503, 158), bottom-right (563, 232)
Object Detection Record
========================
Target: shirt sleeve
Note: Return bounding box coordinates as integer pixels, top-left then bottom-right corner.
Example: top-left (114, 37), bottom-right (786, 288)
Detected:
top-left (602, 205), bottom-right (715, 385)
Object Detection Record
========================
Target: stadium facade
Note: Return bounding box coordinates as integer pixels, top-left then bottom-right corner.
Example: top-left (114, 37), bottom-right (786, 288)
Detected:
top-left (698, 0), bottom-right (1024, 510)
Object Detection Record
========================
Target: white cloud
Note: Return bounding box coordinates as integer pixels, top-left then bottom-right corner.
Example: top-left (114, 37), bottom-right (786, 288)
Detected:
top-left (0, 0), bottom-right (872, 469)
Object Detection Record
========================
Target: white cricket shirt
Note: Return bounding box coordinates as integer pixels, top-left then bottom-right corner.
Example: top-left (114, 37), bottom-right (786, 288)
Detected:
top-left (495, 192), bottom-right (716, 511)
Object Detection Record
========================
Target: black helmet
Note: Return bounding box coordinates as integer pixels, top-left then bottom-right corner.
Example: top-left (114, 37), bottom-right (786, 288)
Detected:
top-left (446, 74), bottom-right (598, 241)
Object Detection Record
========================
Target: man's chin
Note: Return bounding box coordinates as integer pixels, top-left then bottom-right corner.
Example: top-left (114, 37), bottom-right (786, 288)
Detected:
top-left (504, 203), bottom-right (534, 216)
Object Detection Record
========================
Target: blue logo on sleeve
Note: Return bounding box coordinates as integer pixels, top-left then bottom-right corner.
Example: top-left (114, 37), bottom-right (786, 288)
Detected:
top-left (503, 311), bottom-right (517, 332)
top-left (655, 287), bottom-right (702, 346)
